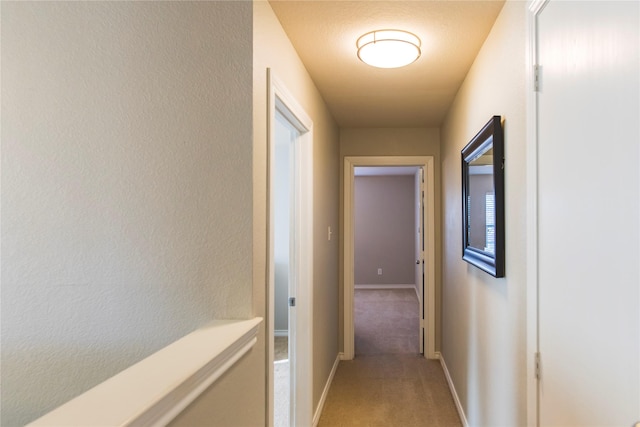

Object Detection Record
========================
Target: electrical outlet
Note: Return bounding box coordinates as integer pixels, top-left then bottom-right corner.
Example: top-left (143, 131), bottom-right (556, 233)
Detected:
top-left (377, 268), bottom-right (383, 275)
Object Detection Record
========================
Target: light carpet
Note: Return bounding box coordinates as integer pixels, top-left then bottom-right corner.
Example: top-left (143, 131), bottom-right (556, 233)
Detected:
top-left (317, 289), bottom-right (461, 426)
top-left (274, 360), bottom-right (289, 427)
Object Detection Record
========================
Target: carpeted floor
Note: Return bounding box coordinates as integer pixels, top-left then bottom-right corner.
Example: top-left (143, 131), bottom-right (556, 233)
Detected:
top-left (317, 289), bottom-right (462, 427)
top-left (275, 336), bottom-right (288, 361)
top-left (354, 288), bottom-right (420, 355)
top-left (274, 359), bottom-right (290, 427)
top-left (274, 336), bottom-right (289, 427)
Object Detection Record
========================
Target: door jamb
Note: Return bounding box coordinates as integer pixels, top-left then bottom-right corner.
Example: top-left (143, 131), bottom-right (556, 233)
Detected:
top-left (526, 1), bottom-right (548, 426)
top-left (343, 156), bottom-right (436, 360)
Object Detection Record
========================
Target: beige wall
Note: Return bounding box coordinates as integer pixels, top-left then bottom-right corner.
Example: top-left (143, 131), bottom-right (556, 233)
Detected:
top-left (440, 1), bottom-right (527, 425)
top-left (354, 175), bottom-right (415, 285)
top-left (253, 0), bottom-right (340, 418)
top-left (1, 2), bottom-right (257, 426)
top-left (340, 128), bottom-right (442, 351)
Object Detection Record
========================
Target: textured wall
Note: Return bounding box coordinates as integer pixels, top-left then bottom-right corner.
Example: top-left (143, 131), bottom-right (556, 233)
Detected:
top-left (354, 175), bottom-right (416, 285)
top-left (253, 1), bottom-right (340, 419)
top-left (440, 1), bottom-right (527, 425)
top-left (1, 2), bottom-right (254, 425)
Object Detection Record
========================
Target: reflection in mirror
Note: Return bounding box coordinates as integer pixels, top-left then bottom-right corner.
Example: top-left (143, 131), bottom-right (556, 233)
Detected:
top-left (467, 146), bottom-right (495, 254)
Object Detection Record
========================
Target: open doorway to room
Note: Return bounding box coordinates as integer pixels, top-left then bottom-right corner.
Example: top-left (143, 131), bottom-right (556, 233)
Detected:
top-left (344, 157), bottom-right (436, 361)
top-left (272, 107), bottom-right (296, 427)
top-left (352, 166), bottom-right (423, 357)
top-left (268, 71), bottom-right (314, 427)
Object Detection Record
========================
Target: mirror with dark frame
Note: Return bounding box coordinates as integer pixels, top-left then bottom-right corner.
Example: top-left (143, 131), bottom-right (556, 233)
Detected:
top-left (461, 116), bottom-right (505, 277)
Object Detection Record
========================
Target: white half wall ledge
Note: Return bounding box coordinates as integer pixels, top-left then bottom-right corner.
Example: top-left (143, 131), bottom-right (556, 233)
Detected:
top-left (27, 317), bottom-right (263, 427)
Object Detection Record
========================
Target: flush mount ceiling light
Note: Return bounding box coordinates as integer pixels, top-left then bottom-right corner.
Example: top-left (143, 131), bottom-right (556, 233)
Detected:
top-left (356, 29), bottom-right (421, 69)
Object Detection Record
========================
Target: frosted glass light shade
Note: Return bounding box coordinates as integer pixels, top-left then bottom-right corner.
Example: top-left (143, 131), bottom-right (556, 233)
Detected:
top-left (357, 30), bottom-right (421, 69)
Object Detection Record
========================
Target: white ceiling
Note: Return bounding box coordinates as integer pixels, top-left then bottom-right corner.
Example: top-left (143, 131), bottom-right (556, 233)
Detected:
top-left (269, 0), bottom-right (505, 128)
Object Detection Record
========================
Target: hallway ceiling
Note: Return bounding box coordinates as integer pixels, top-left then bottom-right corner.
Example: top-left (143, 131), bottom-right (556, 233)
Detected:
top-left (269, 1), bottom-right (505, 128)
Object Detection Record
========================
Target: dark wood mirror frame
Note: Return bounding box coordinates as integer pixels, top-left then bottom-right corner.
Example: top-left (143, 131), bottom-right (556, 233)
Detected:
top-left (461, 116), bottom-right (505, 277)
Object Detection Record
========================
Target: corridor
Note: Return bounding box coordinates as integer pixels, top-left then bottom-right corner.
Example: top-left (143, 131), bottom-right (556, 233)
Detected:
top-left (317, 289), bottom-right (461, 426)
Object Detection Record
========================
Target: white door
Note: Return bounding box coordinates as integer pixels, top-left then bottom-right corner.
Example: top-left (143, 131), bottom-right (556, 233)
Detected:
top-left (536, 1), bottom-right (640, 425)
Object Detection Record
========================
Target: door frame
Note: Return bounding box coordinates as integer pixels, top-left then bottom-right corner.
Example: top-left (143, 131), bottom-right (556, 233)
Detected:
top-left (526, 1), bottom-right (548, 426)
top-left (416, 167), bottom-right (425, 354)
top-left (343, 156), bottom-right (436, 360)
top-left (267, 70), bottom-right (314, 427)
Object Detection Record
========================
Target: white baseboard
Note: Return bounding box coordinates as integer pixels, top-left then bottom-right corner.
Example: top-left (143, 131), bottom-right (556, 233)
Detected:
top-left (437, 352), bottom-right (469, 427)
top-left (355, 284), bottom-right (421, 301)
top-left (274, 330), bottom-right (288, 337)
top-left (312, 354), bottom-right (341, 427)
top-left (355, 284), bottom-right (416, 290)
top-left (338, 352), bottom-right (349, 361)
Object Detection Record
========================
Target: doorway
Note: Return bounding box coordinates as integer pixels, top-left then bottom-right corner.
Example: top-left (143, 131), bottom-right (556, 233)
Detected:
top-left (268, 71), bottom-right (314, 427)
top-left (352, 166), bottom-right (423, 356)
top-left (273, 107), bottom-right (296, 427)
top-left (344, 156), bottom-right (436, 360)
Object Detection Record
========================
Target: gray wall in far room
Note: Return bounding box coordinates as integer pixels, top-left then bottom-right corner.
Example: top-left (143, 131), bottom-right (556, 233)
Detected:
top-left (354, 175), bottom-right (415, 286)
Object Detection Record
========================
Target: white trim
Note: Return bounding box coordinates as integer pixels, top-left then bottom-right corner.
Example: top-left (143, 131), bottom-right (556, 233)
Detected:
top-left (267, 69), bottom-right (314, 427)
top-left (526, 2), bottom-right (547, 426)
top-left (274, 330), bottom-right (289, 337)
top-left (344, 156), bottom-right (437, 360)
top-left (529, 0), bottom-right (548, 15)
top-left (28, 318), bottom-right (263, 427)
top-left (338, 352), bottom-right (348, 361)
top-left (343, 158), bottom-right (355, 360)
top-left (312, 354), bottom-right (341, 427)
top-left (354, 284), bottom-right (421, 301)
top-left (437, 352), bottom-right (469, 427)
top-left (354, 284), bottom-right (416, 290)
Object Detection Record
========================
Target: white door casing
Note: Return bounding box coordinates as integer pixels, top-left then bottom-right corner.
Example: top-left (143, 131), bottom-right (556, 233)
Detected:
top-left (529, 1), bottom-right (640, 425)
top-left (267, 70), bottom-right (314, 427)
top-left (344, 156), bottom-right (436, 360)
top-left (416, 168), bottom-right (425, 354)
